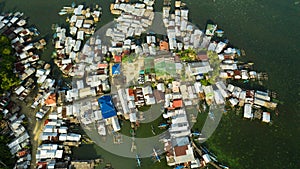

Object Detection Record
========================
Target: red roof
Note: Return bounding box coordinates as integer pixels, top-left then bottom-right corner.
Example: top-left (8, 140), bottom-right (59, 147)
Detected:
top-left (128, 88), bottom-right (134, 96)
top-left (197, 54), bottom-right (208, 61)
top-left (17, 150), bottom-right (27, 157)
top-left (114, 55), bottom-right (122, 63)
top-left (174, 145), bottom-right (188, 156)
top-left (234, 70), bottom-right (241, 75)
top-left (36, 162), bottom-right (47, 169)
top-left (44, 119), bottom-right (49, 126)
top-left (172, 99), bottom-right (183, 108)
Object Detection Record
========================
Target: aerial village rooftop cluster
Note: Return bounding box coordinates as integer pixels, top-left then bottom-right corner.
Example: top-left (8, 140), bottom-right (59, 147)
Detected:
top-left (0, 0), bottom-right (279, 168)
top-left (67, 0), bottom-right (278, 168)
top-left (0, 11), bottom-right (47, 169)
top-left (0, 5), bottom-right (101, 169)
top-left (54, 4), bottom-right (102, 76)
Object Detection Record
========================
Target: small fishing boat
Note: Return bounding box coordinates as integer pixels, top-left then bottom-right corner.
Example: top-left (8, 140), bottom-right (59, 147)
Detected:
top-left (58, 11), bottom-right (67, 16)
top-left (136, 154), bottom-right (141, 167)
top-left (71, 2), bottom-right (76, 8)
top-left (191, 131), bottom-right (201, 137)
top-left (158, 123), bottom-right (168, 129)
top-left (215, 29), bottom-right (224, 37)
top-left (152, 148), bottom-right (161, 162)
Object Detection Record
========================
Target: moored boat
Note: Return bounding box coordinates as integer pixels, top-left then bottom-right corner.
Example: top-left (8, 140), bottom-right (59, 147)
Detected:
top-left (58, 11), bottom-right (67, 16)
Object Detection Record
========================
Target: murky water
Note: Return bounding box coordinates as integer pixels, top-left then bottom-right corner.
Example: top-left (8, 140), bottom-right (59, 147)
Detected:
top-left (2, 0), bottom-right (300, 168)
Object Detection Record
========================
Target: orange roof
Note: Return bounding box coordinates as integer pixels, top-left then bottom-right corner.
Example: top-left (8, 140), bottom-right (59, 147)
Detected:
top-left (98, 63), bottom-right (108, 68)
top-left (114, 55), bottom-right (122, 63)
top-left (160, 41), bottom-right (169, 51)
top-left (45, 93), bottom-right (56, 106)
top-left (174, 145), bottom-right (188, 156)
top-left (172, 99), bottom-right (183, 108)
top-left (128, 88), bottom-right (134, 96)
top-left (18, 150), bottom-right (27, 157)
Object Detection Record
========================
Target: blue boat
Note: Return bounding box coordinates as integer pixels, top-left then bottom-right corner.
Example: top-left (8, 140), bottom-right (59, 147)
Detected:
top-left (158, 123), bottom-right (168, 129)
top-left (191, 131), bottom-right (201, 137)
top-left (72, 2), bottom-right (76, 8)
top-left (152, 148), bottom-right (161, 163)
top-left (175, 165), bottom-right (184, 169)
top-left (236, 49), bottom-right (241, 56)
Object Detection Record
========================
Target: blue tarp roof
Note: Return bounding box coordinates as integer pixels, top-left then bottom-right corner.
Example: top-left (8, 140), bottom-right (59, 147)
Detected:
top-left (175, 166), bottom-right (184, 169)
top-left (98, 95), bottom-right (117, 119)
top-left (112, 64), bottom-right (121, 75)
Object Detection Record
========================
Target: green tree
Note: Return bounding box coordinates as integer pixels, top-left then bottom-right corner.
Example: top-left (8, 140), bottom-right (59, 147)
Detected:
top-left (0, 35), bottom-right (20, 93)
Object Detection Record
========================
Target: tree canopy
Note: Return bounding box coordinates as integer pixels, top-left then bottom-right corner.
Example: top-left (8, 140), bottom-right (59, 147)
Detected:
top-left (0, 35), bottom-right (20, 94)
top-left (179, 48), bottom-right (197, 62)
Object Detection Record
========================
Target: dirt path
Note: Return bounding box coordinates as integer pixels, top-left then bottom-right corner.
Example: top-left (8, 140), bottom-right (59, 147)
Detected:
top-left (11, 93), bottom-right (44, 169)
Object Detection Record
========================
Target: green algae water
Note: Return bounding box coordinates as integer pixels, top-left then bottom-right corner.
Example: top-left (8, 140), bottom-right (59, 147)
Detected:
top-left (2, 0), bottom-right (300, 168)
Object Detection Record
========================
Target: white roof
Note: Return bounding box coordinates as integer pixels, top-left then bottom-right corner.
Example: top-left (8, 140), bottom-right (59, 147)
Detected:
top-left (77, 30), bottom-right (84, 40)
top-left (7, 132), bottom-right (29, 149)
top-left (58, 126), bottom-right (68, 134)
top-left (94, 110), bottom-right (102, 121)
top-left (36, 112), bottom-right (45, 119)
top-left (59, 134), bottom-right (67, 141)
top-left (19, 52), bottom-right (28, 59)
top-left (157, 83), bottom-right (165, 92)
top-left (66, 105), bottom-right (73, 116)
top-left (44, 125), bottom-right (56, 133)
top-left (229, 98), bottom-right (239, 106)
top-left (214, 90), bottom-right (225, 105)
top-left (243, 104), bottom-right (253, 119)
top-left (15, 86), bottom-right (25, 95)
top-left (67, 133), bottom-right (81, 142)
top-left (49, 113), bottom-right (58, 120)
top-left (262, 112), bottom-right (271, 123)
top-left (142, 86), bottom-right (153, 95)
top-left (75, 19), bottom-right (83, 28)
top-left (55, 150), bottom-right (63, 158)
top-left (129, 112), bottom-right (137, 122)
top-left (36, 69), bottom-right (46, 77)
top-left (73, 40), bottom-right (81, 51)
top-left (39, 144), bottom-right (58, 150)
top-left (255, 91), bottom-right (270, 101)
top-left (202, 154), bottom-right (211, 163)
top-left (111, 116), bottom-right (120, 132)
top-left (70, 15), bottom-right (77, 23)
top-left (62, 58), bottom-right (72, 65)
top-left (37, 75), bottom-right (47, 84)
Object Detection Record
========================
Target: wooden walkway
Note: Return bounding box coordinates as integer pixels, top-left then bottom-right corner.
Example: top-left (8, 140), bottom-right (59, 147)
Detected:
top-left (191, 140), bottom-right (222, 169)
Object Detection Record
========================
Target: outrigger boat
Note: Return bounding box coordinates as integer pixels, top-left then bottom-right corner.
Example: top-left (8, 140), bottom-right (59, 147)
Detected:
top-left (191, 131), bottom-right (201, 137)
top-left (58, 11), bottom-right (67, 16)
top-left (158, 123), bottom-right (168, 129)
top-left (152, 148), bottom-right (161, 163)
top-left (136, 154), bottom-right (141, 167)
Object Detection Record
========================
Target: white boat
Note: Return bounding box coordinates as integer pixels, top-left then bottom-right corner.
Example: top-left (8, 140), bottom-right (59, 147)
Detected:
top-left (58, 11), bottom-right (67, 16)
